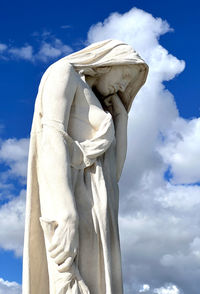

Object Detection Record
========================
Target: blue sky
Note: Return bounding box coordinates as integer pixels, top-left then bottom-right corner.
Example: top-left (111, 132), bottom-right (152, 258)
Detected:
top-left (0, 0), bottom-right (200, 139)
top-left (0, 1), bottom-right (200, 293)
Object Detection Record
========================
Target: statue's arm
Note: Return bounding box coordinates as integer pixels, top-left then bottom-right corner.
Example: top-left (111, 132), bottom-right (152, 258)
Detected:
top-left (40, 62), bottom-right (78, 221)
top-left (108, 94), bottom-right (128, 182)
top-left (38, 62), bottom-right (79, 271)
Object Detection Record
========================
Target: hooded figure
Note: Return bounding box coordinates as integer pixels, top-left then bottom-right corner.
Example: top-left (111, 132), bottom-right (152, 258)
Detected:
top-left (22, 39), bottom-right (148, 294)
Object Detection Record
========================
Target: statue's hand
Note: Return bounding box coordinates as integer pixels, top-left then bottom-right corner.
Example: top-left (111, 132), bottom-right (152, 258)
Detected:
top-left (104, 94), bottom-right (127, 118)
top-left (48, 219), bottom-right (79, 273)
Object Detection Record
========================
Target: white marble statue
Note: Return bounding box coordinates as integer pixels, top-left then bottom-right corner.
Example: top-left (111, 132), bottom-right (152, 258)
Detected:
top-left (22, 39), bottom-right (148, 294)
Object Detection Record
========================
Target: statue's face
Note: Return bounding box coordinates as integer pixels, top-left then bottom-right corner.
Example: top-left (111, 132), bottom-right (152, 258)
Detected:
top-left (94, 65), bottom-right (139, 97)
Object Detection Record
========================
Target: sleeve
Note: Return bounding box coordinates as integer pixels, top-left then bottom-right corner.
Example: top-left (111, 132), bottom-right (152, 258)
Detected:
top-left (38, 61), bottom-right (79, 221)
top-left (77, 112), bottom-right (115, 167)
top-left (41, 111), bottom-right (115, 169)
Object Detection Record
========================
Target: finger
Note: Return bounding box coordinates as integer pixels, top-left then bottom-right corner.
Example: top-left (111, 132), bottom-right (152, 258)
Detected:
top-left (57, 256), bottom-right (74, 273)
top-left (49, 244), bottom-right (63, 258)
top-left (54, 251), bottom-right (69, 265)
top-left (104, 96), bottom-right (112, 107)
top-left (48, 242), bottom-right (58, 252)
top-left (111, 94), bottom-right (121, 105)
top-left (48, 233), bottom-right (64, 252)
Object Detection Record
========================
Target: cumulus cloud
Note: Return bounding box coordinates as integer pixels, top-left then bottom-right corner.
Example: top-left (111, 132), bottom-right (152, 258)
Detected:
top-left (0, 189), bottom-right (25, 256)
top-left (0, 6), bottom-right (199, 294)
top-left (0, 138), bottom-right (27, 256)
top-left (158, 117), bottom-right (200, 184)
top-left (0, 138), bottom-right (29, 180)
top-left (88, 7), bottom-right (200, 294)
top-left (0, 278), bottom-right (21, 294)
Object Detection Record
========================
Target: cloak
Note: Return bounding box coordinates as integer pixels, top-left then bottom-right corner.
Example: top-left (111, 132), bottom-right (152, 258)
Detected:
top-left (22, 40), bottom-right (148, 294)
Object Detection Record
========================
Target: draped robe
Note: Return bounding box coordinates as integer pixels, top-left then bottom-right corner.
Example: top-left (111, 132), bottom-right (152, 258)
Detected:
top-left (22, 39), bottom-right (148, 294)
top-left (23, 60), bottom-right (123, 294)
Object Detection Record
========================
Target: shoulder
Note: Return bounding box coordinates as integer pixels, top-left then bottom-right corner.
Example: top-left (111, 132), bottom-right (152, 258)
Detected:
top-left (41, 58), bottom-right (79, 83)
top-left (40, 61), bottom-right (82, 97)
top-left (48, 60), bottom-right (77, 78)
top-left (41, 59), bottom-right (81, 104)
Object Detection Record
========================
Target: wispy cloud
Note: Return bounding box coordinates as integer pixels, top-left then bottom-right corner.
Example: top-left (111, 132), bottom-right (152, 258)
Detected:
top-left (36, 38), bottom-right (72, 62)
top-left (60, 25), bottom-right (71, 29)
top-left (0, 43), bottom-right (7, 52)
top-left (9, 45), bottom-right (33, 61)
top-left (0, 32), bottom-right (72, 63)
top-left (154, 284), bottom-right (180, 294)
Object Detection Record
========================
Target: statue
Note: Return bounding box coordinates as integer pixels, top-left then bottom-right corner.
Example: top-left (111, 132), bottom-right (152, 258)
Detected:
top-left (22, 39), bottom-right (148, 294)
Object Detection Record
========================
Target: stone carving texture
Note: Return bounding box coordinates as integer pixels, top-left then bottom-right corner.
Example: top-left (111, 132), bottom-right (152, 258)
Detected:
top-left (22, 40), bottom-right (148, 294)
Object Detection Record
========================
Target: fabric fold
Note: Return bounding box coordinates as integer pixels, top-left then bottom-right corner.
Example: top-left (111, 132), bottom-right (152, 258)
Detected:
top-left (41, 113), bottom-right (114, 169)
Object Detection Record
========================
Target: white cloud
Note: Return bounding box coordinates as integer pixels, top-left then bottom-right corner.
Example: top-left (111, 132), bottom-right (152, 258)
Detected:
top-left (0, 7), bottom-right (199, 294)
top-left (140, 284), bottom-right (150, 292)
top-left (0, 189), bottom-right (25, 256)
top-left (154, 284), bottom-right (180, 294)
top-left (158, 117), bottom-right (200, 184)
top-left (0, 138), bottom-right (28, 255)
top-left (9, 45), bottom-right (33, 61)
top-left (87, 7), bottom-right (200, 294)
top-left (60, 25), bottom-right (71, 29)
top-left (155, 183), bottom-right (200, 210)
top-left (0, 33), bottom-right (72, 63)
top-left (0, 43), bottom-right (7, 52)
top-left (0, 278), bottom-right (21, 294)
top-left (0, 138), bottom-right (29, 180)
top-left (36, 38), bottom-right (72, 62)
